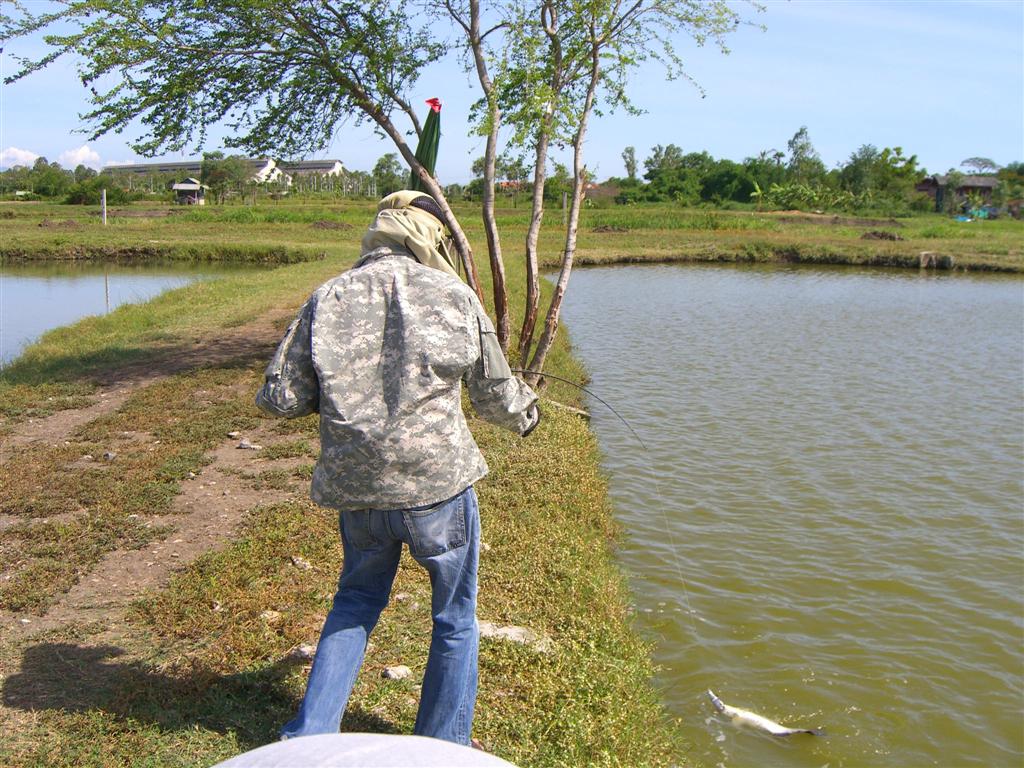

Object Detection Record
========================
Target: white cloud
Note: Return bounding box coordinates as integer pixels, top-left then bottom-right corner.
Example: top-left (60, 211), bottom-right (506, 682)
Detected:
top-left (0, 146), bottom-right (40, 169)
top-left (58, 144), bottom-right (102, 170)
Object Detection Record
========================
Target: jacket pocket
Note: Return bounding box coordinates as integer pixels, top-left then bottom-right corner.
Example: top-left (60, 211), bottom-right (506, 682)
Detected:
top-left (402, 494), bottom-right (467, 558)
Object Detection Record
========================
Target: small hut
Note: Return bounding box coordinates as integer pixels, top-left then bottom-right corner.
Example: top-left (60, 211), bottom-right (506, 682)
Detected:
top-left (172, 177), bottom-right (208, 205)
top-left (915, 174), bottom-right (999, 213)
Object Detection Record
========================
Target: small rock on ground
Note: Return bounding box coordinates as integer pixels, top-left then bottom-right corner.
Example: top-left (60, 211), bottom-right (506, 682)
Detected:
top-left (289, 643), bottom-right (317, 661)
top-left (479, 621), bottom-right (553, 652)
top-left (382, 665), bottom-right (412, 680)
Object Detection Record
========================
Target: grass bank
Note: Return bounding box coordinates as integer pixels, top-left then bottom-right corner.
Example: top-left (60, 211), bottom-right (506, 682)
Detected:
top-left (0, 232), bottom-right (684, 766)
top-left (3, 200), bottom-right (1022, 271)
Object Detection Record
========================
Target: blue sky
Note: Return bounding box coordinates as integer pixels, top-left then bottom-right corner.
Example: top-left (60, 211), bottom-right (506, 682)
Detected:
top-left (1, 0), bottom-right (1021, 183)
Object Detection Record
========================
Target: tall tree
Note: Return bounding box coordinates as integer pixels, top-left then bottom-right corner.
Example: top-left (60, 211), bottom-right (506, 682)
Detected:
top-left (372, 153), bottom-right (406, 197)
top-left (502, 0), bottom-right (749, 379)
top-left (73, 164), bottom-right (97, 183)
top-left (1, 0), bottom-right (484, 300)
top-left (960, 157), bottom-right (999, 174)
top-left (622, 146), bottom-right (638, 181)
top-left (443, 0), bottom-right (514, 351)
top-left (643, 144), bottom-right (700, 202)
top-left (839, 144), bottom-right (880, 194)
top-left (29, 157), bottom-right (73, 198)
top-left (995, 161), bottom-right (1024, 208)
top-left (786, 125), bottom-right (825, 183)
top-left (201, 152), bottom-right (251, 203)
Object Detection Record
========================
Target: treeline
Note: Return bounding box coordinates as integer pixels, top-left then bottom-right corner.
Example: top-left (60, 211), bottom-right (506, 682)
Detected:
top-left (608, 128), bottom-right (1023, 215)
top-left (5, 131), bottom-right (1023, 217)
top-left (0, 155), bottom-right (221, 204)
top-left (0, 152), bottom-right (389, 205)
top-left (0, 157), bottom-right (112, 201)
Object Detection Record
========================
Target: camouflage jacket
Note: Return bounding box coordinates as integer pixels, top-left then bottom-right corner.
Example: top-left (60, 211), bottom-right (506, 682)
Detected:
top-left (256, 246), bottom-right (539, 511)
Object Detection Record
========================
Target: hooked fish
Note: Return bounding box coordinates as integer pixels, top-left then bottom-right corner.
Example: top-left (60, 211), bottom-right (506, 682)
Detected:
top-left (707, 690), bottom-right (823, 737)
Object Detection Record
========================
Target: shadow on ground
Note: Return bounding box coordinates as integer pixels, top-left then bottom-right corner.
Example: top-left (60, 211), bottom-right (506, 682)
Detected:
top-left (3, 641), bottom-right (399, 752)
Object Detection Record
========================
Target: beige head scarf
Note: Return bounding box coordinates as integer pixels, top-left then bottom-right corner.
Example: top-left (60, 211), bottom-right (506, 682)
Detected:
top-left (361, 191), bottom-right (459, 279)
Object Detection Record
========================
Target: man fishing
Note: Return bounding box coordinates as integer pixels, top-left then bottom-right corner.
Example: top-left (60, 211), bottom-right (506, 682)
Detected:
top-left (255, 189), bottom-right (540, 747)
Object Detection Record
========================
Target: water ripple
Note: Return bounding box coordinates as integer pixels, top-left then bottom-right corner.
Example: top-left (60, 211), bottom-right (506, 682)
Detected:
top-left (561, 265), bottom-right (1024, 768)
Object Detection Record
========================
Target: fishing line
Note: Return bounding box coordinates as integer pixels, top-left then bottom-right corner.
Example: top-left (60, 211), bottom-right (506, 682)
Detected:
top-left (512, 367), bottom-right (703, 642)
top-left (514, 369), bottom-right (827, 741)
top-left (511, 368), bottom-right (648, 450)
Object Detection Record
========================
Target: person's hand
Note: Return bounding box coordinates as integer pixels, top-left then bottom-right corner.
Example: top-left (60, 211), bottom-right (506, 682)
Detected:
top-left (524, 405), bottom-right (540, 436)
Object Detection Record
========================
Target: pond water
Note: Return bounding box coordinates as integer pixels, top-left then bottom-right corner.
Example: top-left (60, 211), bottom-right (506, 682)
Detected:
top-left (0, 261), bottom-right (260, 366)
top-left (559, 264), bottom-right (1023, 768)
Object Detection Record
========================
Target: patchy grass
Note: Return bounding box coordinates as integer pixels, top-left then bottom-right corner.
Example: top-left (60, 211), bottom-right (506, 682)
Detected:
top-left (0, 366), bottom-right (263, 612)
top-left (257, 439), bottom-right (315, 461)
top-left (0, 514), bottom-right (168, 613)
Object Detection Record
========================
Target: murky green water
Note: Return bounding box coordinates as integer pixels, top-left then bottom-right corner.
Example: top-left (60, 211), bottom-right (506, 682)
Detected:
top-left (0, 261), bottom-right (260, 365)
top-left (559, 265), bottom-right (1023, 768)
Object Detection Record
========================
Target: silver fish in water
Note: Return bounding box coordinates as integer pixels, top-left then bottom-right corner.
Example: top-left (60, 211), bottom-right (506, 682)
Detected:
top-left (707, 689), bottom-right (823, 737)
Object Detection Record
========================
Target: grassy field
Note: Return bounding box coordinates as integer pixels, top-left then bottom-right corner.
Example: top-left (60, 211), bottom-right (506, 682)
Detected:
top-left (2, 199), bottom-right (1022, 272)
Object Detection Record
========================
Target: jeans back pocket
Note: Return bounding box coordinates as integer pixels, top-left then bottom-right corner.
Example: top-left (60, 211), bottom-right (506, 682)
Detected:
top-left (402, 493), bottom-right (467, 558)
top-left (339, 509), bottom-right (379, 550)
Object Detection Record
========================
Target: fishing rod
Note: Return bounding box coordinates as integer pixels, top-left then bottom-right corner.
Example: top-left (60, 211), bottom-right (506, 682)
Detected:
top-left (510, 368), bottom-right (648, 451)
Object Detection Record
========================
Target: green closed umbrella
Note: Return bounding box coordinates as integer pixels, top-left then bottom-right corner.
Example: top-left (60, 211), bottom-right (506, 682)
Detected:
top-left (409, 97), bottom-right (442, 192)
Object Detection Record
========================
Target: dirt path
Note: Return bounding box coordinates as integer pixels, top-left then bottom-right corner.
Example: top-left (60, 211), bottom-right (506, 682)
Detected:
top-left (3, 307), bottom-right (294, 452)
top-left (2, 432), bottom-right (309, 642)
top-left (0, 309), bottom-right (303, 643)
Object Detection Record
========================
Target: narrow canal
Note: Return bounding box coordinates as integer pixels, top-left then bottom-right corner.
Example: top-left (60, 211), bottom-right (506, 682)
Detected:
top-left (0, 262), bottom-right (260, 366)
top-left (559, 264), bottom-right (1023, 768)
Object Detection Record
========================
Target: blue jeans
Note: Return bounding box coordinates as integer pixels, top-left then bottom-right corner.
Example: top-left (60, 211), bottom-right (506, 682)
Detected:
top-left (281, 486), bottom-right (480, 745)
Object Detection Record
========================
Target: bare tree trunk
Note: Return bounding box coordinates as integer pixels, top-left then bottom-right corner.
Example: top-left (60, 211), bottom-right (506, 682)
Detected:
top-left (468, 0), bottom-right (510, 352)
top-left (525, 49), bottom-right (600, 384)
top-left (519, 0), bottom-right (562, 365)
top-left (518, 125), bottom-right (551, 364)
top-left (481, 118), bottom-right (510, 351)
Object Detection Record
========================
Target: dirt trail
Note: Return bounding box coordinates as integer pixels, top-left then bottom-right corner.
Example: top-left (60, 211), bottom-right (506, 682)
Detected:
top-left (3, 308), bottom-right (294, 453)
top-left (2, 432), bottom-right (309, 642)
top-left (0, 309), bottom-right (304, 644)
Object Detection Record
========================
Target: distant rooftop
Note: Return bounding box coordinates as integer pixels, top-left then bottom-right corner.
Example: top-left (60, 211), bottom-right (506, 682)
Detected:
top-left (106, 159), bottom-right (274, 175)
top-left (106, 158), bottom-right (344, 175)
top-left (922, 174), bottom-right (999, 189)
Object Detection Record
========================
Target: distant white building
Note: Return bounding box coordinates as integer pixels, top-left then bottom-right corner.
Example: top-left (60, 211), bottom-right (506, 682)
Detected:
top-left (280, 159), bottom-right (346, 178)
top-left (108, 157), bottom-right (297, 185)
top-left (251, 159), bottom-right (288, 184)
